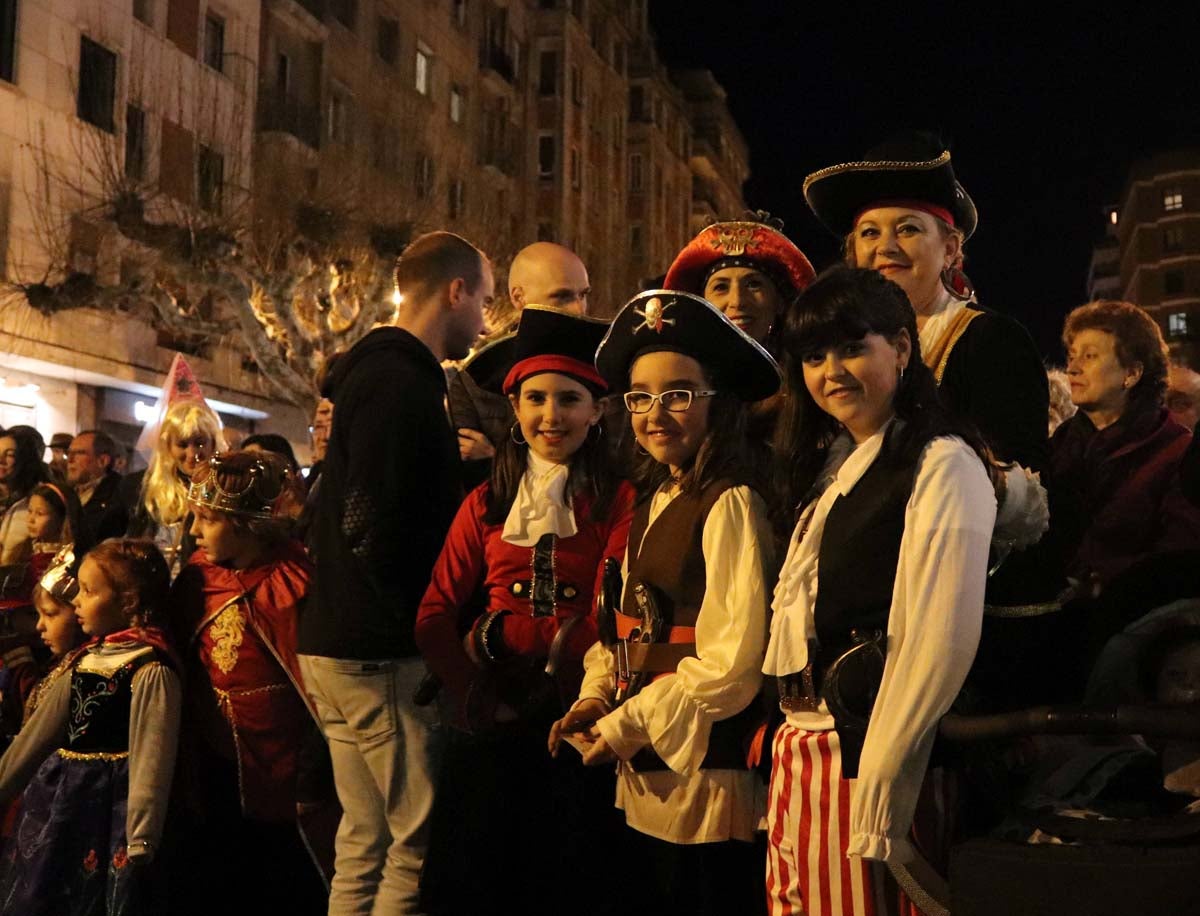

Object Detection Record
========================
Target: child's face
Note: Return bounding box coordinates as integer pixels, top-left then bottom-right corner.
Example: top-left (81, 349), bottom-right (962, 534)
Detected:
top-left (189, 506), bottom-right (259, 569)
top-left (35, 593), bottom-right (83, 657)
top-left (73, 557), bottom-right (132, 638)
top-left (1156, 641), bottom-right (1200, 706)
top-left (26, 494), bottom-right (60, 541)
top-left (628, 350), bottom-right (714, 476)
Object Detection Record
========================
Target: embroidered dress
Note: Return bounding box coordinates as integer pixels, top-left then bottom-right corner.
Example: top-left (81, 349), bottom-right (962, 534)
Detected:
top-left (0, 638), bottom-right (181, 916)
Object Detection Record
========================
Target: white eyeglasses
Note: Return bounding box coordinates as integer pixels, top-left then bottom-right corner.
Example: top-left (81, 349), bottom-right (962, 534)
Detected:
top-left (622, 389), bottom-right (718, 414)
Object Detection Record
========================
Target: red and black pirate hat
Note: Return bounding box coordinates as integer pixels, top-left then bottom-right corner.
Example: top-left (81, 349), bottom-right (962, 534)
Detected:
top-left (664, 216), bottom-right (816, 302)
top-left (500, 305), bottom-right (610, 395)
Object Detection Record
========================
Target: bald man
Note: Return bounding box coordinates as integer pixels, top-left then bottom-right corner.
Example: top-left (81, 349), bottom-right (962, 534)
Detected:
top-left (449, 242), bottom-right (591, 476)
top-left (507, 241), bottom-right (590, 314)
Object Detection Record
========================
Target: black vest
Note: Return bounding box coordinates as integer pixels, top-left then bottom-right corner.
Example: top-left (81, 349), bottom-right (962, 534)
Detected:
top-left (66, 645), bottom-right (168, 755)
top-left (814, 424), bottom-right (923, 660)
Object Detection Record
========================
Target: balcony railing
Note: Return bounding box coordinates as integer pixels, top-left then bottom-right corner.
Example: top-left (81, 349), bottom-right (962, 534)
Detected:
top-left (257, 93), bottom-right (321, 150)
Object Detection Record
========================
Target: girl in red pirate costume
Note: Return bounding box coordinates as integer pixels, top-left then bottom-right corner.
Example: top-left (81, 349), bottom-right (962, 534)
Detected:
top-left (169, 450), bottom-right (330, 916)
top-left (763, 268), bottom-right (996, 916)
top-left (416, 306), bottom-right (634, 916)
top-left (549, 290), bottom-right (780, 916)
top-left (0, 538), bottom-right (182, 916)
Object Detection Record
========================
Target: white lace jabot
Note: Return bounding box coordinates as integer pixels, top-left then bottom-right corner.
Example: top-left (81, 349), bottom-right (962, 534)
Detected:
top-left (501, 451), bottom-right (578, 546)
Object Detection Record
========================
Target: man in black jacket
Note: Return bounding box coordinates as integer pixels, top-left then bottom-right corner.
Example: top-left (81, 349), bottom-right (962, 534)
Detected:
top-left (66, 430), bottom-right (127, 546)
top-left (299, 231), bottom-right (492, 915)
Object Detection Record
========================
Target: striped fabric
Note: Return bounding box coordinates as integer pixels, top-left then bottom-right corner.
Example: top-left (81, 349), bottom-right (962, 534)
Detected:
top-left (765, 724), bottom-right (956, 916)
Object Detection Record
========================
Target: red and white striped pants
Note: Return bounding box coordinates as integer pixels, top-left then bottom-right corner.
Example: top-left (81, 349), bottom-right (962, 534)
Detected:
top-left (765, 724), bottom-right (957, 916)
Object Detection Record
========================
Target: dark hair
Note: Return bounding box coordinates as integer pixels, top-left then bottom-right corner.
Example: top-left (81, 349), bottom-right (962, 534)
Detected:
top-left (624, 355), bottom-right (767, 500)
top-left (85, 539), bottom-right (171, 627)
top-left (0, 425), bottom-right (50, 502)
top-left (1063, 300), bottom-right (1170, 410)
top-left (77, 429), bottom-right (118, 461)
top-left (394, 231), bottom-right (486, 305)
top-left (29, 483), bottom-right (85, 549)
top-left (773, 267), bottom-right (994, 520)
top-left (483, 381), bottom-right (620, 526)
top-left (241, 434), bottom-right (299, 472)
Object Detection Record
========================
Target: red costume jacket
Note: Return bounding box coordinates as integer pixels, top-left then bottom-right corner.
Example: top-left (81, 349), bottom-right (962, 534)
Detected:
top-left (173, 539), bottom-right (322, 823)
top-left (416, 481), bottom-right (634, 724)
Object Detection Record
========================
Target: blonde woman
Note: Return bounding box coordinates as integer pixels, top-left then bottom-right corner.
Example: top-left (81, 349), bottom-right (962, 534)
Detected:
top-left (120, 399), bottom-right (224, 575)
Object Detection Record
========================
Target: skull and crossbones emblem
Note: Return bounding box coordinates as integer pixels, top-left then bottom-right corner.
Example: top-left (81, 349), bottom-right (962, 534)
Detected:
top-left (632, 296), bottom-right (675, 334)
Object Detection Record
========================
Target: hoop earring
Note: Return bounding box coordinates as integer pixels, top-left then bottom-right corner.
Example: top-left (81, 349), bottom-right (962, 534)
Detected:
top-left (941, 265), bottom-right (975, 301)
top-left (635, 441), bottom-right (649, 456)
top-left (510, 422), bottom-right (527, 446)
top-left (588, 422), bottom-right (604, 442)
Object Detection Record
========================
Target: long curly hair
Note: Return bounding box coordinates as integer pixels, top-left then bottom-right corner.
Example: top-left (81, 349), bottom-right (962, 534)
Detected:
top-left (140, 400), bottom-right (224, 527)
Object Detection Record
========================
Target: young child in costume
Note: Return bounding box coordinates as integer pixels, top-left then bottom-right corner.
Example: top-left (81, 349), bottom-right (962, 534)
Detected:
top-left (416, 306), bottom-right (634, 916)
top-left (0, 538), bottom-right (182, 916)
top-left (549, 290), bottom-right (780, 916)
top-left (169, 450), bottom-right (331, 916)
top-left (24, 483), bottom-right (83, 586)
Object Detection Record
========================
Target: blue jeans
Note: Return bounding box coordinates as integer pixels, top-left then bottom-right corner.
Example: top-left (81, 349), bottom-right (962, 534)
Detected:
top-left (298, 655), bottom-right (441, 916)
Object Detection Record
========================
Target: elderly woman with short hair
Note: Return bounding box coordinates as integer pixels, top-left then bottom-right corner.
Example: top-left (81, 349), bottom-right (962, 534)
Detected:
top-left (1051, 299), bottom-right (1200, 592)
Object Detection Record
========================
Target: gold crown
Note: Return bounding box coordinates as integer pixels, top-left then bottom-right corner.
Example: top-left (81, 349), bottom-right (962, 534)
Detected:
top-left (187, 454), bottom-right (278, 519)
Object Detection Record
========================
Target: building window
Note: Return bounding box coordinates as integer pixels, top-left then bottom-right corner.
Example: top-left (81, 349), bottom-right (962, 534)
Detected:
top-left (327, 86), bottom-right (352, 145)
top-left (415, 155), bottom-right (433, 198)
top-left (1169, 312), bottom-right (1189, 338)
top-left (78, 37), bottom-right (117, 133)
top-left (453, 0), bottom-right (468, 28)
top-left (537, 221), bottom-right (554, 241)
top-left (629, 85), bottom-right (644, 120)
top-left (275, 52), bottom-right (290, 94)
top-left (1164, 189), bottom-right (1184, 212)
top-left (570, 147), bottom-right (580, 189)
top-left (125, 105), bottom-right (147, 180)
top-left (448, 179), bottom-right (465, 220)
top-left (376, 17), bottom-right (399, 65)
top-left (449, 84), bottom-right (464, 124)
top-left (332, 0), bottom-right (356, 30)
top-left (538, 134), bottom-right (555, 178)
top-left (1, 0), bottom-right (16, 83)
top-left (538, 51), bottom-right (557, 96)
top-left (203, 12), bottom-right (224, 71)
top-left (629, 153), bottom-right (643, 192)
top-left (1165, 270), bottom-right (1185, 297)
top-left (415, 44), bottom-right (432, 95)
top-left (570, 0), bottom-right (584, 19)
top-left (132, 0), bottom-right (153, 28)
top-left (612, 41), bottom-right (624, 75)
top-left (197, 145), bottom-right (224, 213)
top-left (570, 64), bottom-right (582, 105)
top-left (1107, 207), bottom-right (1119, 226)
top-left (611, 113), bottom-right (621, 149)
top-left (1165, 225), bottom-right (1184, 253)
top-left (630, 224), bottom-right (643, 256)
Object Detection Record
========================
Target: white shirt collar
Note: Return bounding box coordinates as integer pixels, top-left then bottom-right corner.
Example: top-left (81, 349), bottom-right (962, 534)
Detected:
top-left (501, 451), bottom-right (578, 547)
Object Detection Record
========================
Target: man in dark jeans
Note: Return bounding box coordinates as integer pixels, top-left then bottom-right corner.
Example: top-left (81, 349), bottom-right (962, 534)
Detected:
top-left (299, 231), bottom-right (492, 915)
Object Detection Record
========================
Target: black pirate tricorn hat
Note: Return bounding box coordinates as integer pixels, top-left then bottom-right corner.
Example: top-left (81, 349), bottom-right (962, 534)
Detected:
top-left (803, 131), bottom-right (978, 240)
top-left (595, 290), bottom-right (781, 402)
top-left (498, 305), bottom-right (611, 395)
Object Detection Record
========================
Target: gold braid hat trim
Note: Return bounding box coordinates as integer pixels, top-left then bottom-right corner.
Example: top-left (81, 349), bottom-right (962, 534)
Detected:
top-left (58, 748), bottom-right (129, 761)
top-left (802, 150), bottom-right (952, 195)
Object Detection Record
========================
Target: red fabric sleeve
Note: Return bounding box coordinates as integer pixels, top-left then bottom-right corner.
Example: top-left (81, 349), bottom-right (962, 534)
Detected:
top-left (415, 486), bottom-right (489, 711)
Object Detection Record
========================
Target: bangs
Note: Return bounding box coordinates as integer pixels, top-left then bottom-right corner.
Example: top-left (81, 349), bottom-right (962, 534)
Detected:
top-left (789, 299), bottom-right (878, 354)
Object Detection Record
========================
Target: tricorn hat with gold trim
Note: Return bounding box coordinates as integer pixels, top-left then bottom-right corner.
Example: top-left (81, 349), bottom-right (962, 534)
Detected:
top-left (803, 131), bottom-right (978, 240)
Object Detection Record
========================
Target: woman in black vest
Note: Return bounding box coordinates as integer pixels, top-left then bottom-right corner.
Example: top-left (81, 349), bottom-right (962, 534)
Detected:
top-left (763, 268), bottom-right (997, 915)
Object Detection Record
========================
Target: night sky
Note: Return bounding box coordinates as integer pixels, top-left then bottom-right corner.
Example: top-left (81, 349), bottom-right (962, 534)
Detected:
top-left (647, 4), bottom-right (1200, 361)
